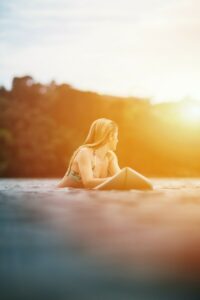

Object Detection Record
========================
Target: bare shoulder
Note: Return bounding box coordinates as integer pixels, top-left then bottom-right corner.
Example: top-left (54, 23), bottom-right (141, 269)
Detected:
top-left (76, 147), bottom-right (92, 160)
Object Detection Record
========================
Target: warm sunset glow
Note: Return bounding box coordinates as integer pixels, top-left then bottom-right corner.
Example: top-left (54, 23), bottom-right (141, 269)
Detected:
top-left (179, 103), bottom-right (200, 123)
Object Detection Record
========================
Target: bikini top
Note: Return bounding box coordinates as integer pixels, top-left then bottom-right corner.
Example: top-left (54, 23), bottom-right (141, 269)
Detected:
top-left (68, 149), bottom-right (97, 181)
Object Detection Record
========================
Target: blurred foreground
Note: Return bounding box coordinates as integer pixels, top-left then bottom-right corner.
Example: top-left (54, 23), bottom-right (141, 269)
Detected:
top-left (1, 178), bottom-right (200, 300)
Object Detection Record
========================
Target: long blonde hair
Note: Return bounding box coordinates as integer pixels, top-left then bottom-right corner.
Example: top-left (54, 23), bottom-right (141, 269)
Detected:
top-left (66, 118), bottom-right (118, 175)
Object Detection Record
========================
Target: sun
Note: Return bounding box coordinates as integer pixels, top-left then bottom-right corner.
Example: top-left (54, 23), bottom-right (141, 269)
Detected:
top-left (179, 102), bottom-right (200, 123)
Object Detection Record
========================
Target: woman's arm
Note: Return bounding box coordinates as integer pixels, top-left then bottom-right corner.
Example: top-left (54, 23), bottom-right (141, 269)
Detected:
top-left (77, 148), bottom-right (111, 188)
top-left (107, 151), bottom-right (121, 176)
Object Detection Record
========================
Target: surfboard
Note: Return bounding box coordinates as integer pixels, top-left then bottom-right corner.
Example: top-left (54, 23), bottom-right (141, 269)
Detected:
top-left (93, 167), bottom-right (153, 191)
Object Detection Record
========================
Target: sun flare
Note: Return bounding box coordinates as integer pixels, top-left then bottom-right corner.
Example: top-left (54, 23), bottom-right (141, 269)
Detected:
top-left (179, 103), bottom-right (200, 123)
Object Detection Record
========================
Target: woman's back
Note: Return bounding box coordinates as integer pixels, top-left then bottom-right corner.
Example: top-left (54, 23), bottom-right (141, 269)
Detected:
top-left (72, 147), bottom-right (110, 178)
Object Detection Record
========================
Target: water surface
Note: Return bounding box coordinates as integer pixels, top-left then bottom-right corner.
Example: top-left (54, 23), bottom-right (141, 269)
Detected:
top-left (1, 178), bottom-right (200, 300)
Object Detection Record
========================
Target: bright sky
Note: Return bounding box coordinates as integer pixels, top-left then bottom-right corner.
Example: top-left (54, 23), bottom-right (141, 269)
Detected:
top-left (1, 0), bottom-right (200, 103)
